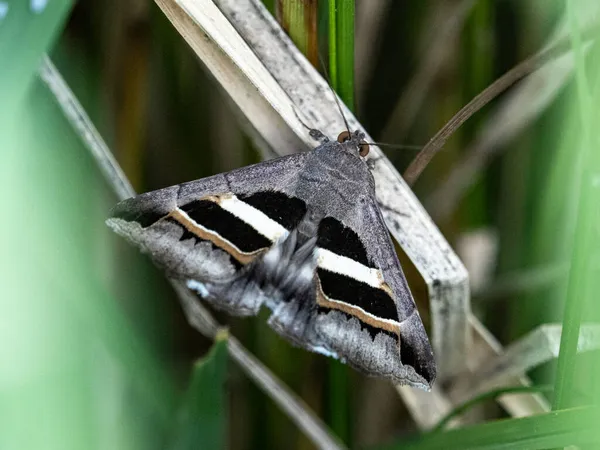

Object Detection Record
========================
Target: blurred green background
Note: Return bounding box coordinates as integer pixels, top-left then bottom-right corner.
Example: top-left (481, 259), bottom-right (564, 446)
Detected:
top-left (1, 0), bottom-right (599, 449)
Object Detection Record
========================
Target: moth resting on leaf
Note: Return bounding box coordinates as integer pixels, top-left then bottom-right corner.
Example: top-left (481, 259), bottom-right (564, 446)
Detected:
top-left (107, 129), bottom-right (436, 390)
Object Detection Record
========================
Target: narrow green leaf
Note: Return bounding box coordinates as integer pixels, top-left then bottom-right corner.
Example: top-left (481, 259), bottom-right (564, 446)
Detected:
top-left (432, 385), bottom-right (554, 433)
top-left (326, 1), bottom-right (355, 443)
top-left (553, 0), bottom-right (599, 411)
top-left (1, 73), bottom-right (177, 449)
top-left (277, 0), bottom-right (318, 66)
top-left (171, 332), bottom-right (229, 450)
top-left (327, 360), bottom-right (350, 444)
top-left (262, 0), bottom-right (275, 15)
top-left (334, 0), bottom-right (354, 110)
top-left (377, 407), bottom-right (600, 450)
top-left (328, 0), bottom-right (338, 89)
top-left (0, 0), bottom-right (73, 130)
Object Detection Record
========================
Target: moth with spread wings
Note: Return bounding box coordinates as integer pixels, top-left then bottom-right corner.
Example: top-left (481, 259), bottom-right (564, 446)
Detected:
top-left (107, 130), bottom-right (436, 389)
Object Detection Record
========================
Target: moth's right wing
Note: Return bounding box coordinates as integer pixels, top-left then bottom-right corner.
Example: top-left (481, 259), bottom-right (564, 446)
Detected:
top-left (308, 195), bottom-right (436, 389)
top-left (106, 153), bottom-right (311, 316)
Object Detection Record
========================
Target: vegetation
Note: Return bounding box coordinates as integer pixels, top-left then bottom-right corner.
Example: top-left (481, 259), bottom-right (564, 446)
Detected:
top-left (2, 0), bottom-right (599, 449)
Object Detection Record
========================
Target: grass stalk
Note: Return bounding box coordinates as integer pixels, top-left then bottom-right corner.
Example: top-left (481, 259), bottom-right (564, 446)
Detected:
top-left (432, 385), bottom-right (553, 433)
top-left (552, 0), bottom-right (597, 411)
top-left (334, 0), bottom-right (355, 108)
top-left (328, 0), bottom-right (338, 89)
top-left (326, 0), bottom-right (356, 443)
top-left (276, 0), bottom-right (318, 66)
top-left (403, 22), bottom-right (600, 186)
top-left (379, 406), bottom-right (600, 450)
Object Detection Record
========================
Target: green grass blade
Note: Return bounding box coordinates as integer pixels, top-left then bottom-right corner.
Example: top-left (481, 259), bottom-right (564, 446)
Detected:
top-left (552, 0), bottom-right (598, 411)
top-left (171, 332), bottom-right (229, 450)
top-left (432, 385), bottom-right (554, 433)
top-left (326, 1), bottom-right (356, 443)
top-left (328, 0), bottom-right (355, 109)
top-left (327, 360), bottom-right (350, 445)
top-left (328, 0), bottom-right (338, 89)
top-left (1, 72), bottom-right (177, 448)
top-left (334, 0), bottom-right (355, 109)
top-left (277, 0), bottom-right (318, 65)
top-left (0, 0), bottom-right (73, 129)
top-left (377, 407), bottom-right (600, 450)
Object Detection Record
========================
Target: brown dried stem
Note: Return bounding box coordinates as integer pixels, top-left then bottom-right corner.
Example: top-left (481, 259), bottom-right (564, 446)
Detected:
top-left (403, 23), bottom-right (600, 186)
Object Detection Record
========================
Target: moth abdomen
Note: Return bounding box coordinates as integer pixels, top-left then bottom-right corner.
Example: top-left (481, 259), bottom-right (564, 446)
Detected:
top-left (255, 231), bottom-right (317, 301)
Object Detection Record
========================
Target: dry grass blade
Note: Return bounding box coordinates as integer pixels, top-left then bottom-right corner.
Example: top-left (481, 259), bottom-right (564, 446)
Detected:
top-left (157, 0), bottom-right (561, 428)
top-left (473, 263), bottom-right (569, 302)
top-left (452, 323), bottom-right (600, 404)
top-left (211, 0), bottom-right (470, 383)
top-left (403, 21), bottom-right (600, 187)
top-left (39, 56), bottom-right (346, 450)
top-left (396, 316), bottom-right (553, 429)
top-left (426, 12), bottom-right (600, 220)
top-left (156, 0), bottom-right (311, 159)
top-left (395, 384), bottom-right (460, 430)
top-left (38, 56), bottom-right (135, 201)
top-left (457, 317), bottom-right (552, 418)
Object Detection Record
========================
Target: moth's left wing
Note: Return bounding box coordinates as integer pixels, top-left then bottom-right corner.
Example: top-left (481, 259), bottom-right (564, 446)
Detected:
top-left (312, 197), bottom-right (436, 389)
top-left (107, 153), bottom-right (310, 316)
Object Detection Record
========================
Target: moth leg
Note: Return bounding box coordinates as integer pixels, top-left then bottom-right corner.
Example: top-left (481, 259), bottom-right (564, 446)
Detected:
top-left (308, 129), bottom-right (330, 144)
top-left (292, 107), bottom-right (330, 144)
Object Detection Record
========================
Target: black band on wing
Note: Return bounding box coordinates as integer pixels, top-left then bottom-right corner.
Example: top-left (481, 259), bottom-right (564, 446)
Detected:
top-left (399, 337), bottom-right (420, 380)
top-left (317, 217), bottom-right (371, 267)
top-left (164, 218), bottom-right (202, 244)
top-left (317, 269), bottom-right (399, 322)
top-left (165, 217), bottom-right (243, 270)
top-left (317, 306), bottom-right (434, 383)
top-left (239, 191), bottom-right (307, 230)
top-left (180, 200), bottom-right (271, 253)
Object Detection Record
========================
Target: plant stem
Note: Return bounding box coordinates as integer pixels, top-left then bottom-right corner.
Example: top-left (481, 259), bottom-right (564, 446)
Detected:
top-left (552, 0), bottom-right (597, 411)
top-left (432, 385), bottom-right (553, 433)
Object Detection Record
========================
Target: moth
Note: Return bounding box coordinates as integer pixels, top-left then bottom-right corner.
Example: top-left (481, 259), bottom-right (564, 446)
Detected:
top-left (107, 128), bottom-right (436, 389)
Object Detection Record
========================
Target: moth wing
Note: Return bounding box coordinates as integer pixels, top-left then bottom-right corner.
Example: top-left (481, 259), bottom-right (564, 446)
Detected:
top-left (107, 153), bottom-right (310, 316)
top-left (313, 196), bottom-right (436, 389)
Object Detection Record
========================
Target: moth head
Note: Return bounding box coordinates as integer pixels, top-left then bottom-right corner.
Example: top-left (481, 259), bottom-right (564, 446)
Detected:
top-left (336, 130), bottom-right (370, 158)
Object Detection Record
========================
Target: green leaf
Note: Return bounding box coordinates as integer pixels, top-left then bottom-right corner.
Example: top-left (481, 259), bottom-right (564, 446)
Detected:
top-left (432, 385), bottom-right (554, 433)
top-left (552, 0), bottom-right (600, 412)
top-left (326, 1), bottom-right (355, 443)
top-left (0, 0), bottom-right (73, 131)
top-left (328, 0), bottom-right (354, 110)
top-left (0, 70), bottom-right (177, 449)
top-left (377, 407), bottom-right (600, 450)
top-left (171, 332), bottom-right (229, 450)
top-left (278, 0), bottom-right (318, 66)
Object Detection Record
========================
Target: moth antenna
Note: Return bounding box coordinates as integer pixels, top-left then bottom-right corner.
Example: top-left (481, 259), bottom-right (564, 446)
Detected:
top-left (318, 53), bottom-right (352, 136)
top-left (292, 107), bottom-right (313, 131)
top-left (364, 142), bottom-right (423, 151)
